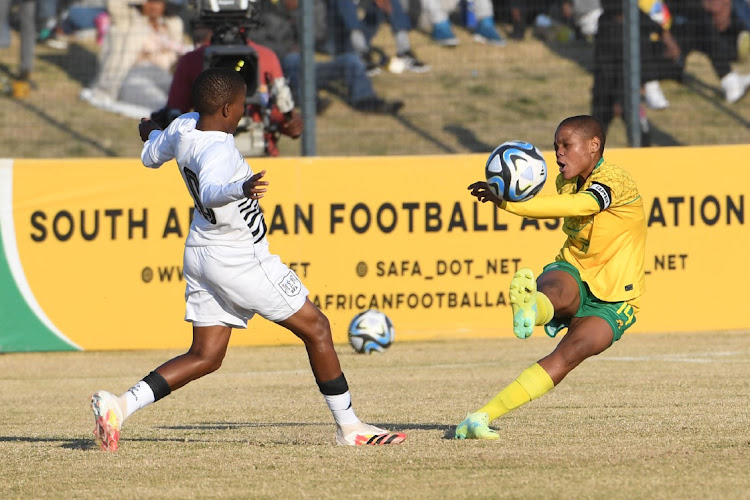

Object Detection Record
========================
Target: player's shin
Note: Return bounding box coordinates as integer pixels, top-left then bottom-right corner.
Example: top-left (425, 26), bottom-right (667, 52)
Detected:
top-left (477, 363), bottom-right (554, 421)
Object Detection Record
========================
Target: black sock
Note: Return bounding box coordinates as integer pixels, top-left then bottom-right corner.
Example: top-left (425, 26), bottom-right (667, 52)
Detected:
top-left (142, 371), bottom-right (172, 402)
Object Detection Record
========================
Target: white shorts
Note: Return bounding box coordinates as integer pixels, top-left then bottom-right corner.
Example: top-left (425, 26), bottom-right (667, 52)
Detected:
top-left (183, 242), bottom-right (308, 328)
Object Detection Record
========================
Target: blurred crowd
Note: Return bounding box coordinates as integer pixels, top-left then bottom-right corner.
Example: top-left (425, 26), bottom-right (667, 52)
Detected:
top-left (2, 0), bottom-right (750, 152)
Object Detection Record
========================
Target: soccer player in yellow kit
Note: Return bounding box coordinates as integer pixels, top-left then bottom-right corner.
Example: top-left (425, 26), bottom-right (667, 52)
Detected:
top-left (456, 115), bottom-right (647, 439)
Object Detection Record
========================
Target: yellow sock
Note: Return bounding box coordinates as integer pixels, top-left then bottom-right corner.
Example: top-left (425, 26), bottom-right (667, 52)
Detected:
top-left (535, 292), bottom-right (554, 326)
top-left (477, 363), bottom-right (555, 421)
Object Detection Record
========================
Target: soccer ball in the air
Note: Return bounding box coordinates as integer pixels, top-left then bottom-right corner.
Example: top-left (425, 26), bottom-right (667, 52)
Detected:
top-left (347, 309), bottom-right (395, 354)
top-left (485, 140), bottom-right (547, 202)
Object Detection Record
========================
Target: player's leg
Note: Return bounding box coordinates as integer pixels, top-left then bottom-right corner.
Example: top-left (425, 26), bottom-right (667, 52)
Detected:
top-left (456, 266), bottom-right (581, 439)
top-left (456, 317), bottom-right (616, 440)
top-left (153, 325), bottom-right (232, 390)
top-left (536, 269), bottom-right (581, 318)
top-left (90, 325), bottom-right (232, 451)
top-left (277, 299), bottom-right (406, 446)
top-left (537, 316), bottom-right (613, 385)
top-left (277, 299), bottom-right (341, 381)
top-left (455, 361), bottom-right (554, 440)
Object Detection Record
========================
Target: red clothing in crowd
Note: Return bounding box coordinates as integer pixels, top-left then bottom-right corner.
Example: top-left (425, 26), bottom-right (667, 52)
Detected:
top-left (166, 40), bottom-right (288, 155)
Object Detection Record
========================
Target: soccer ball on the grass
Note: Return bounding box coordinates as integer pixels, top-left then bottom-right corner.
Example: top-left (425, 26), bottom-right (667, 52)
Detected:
top-left (485, 140), bottom-right (547, 202)
top-left (347, 309), bottom-right (394, 354)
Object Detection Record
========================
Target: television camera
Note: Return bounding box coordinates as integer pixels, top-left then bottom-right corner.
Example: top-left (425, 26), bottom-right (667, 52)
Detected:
top-left (150, 0), bottom-right (296, 157)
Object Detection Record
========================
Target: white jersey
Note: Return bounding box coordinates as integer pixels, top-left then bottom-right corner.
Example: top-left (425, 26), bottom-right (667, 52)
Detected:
top-left (141, 113), bottom-right (267, 247)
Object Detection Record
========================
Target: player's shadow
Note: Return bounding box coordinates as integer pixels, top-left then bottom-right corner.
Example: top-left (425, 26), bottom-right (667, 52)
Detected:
top-left (159, 421), bottom-right (324, 430)
top-left (60, 436), bottom-right (262, 450)
top-left (0, 436), bottom-right (222, 450)
top-left (161, 421), bottom-right (451, 431)
top-left (160, 420), bottom-right (455, 438)
top-left (0, 421), bottom-right (458, 450)
top-left (377, 422), bottom-right (457, 439)
top-left (0, 435), bottom-right (100, 450)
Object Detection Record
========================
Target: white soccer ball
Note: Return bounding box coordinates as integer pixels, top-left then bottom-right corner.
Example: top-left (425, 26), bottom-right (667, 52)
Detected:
top-left (347, 309), bottom-right (395, 354)
top-left (485, 140), bottom-right (547, 202)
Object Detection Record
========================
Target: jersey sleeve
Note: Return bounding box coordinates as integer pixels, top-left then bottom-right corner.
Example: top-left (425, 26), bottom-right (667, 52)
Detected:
top-left (197, 146), bottom-right (247, 208)
top-left (501, 192), bottom-right (601, 219)
top-left (141, 129), bottom-right (176, 169)
top-left (141, 113), bottom-right (200, 169)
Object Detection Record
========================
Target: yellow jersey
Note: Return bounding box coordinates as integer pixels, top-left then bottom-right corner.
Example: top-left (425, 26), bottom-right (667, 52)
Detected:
top-left (501, 159), bottom-right (647, 306)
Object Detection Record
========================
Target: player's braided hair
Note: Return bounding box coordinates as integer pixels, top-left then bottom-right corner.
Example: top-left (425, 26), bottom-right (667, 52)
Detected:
top-left (192, 68), bottom-right (247, 115)
top-left (559, 115), bottom-right (606, 154)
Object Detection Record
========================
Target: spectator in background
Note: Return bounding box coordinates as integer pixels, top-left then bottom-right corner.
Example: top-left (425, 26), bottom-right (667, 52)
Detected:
top-left (566, 0), bottom-right (602, 40)
top-left (591, 0), bottom-right (681, 146)
top-left (733, 0), bottom-right (750, 36)
top-left (254, 0), bottom-right (404, 114)
top-left (409, 0), bottom-right (506, 47)
top-left (79, 0), bottom-right (187, 118)
top-left (668, 0), bottom-right (750, 103)
top-left (39, 0), bottom-right (111, 49)
top-left (327, 0), bottom-right (430, 74)
top-left (37, 0), bottom-right (60, 44)
top-left (158, 21), bottom-right (303, 157)
top-left (640, 0), bottom-right (675, 109)
top-left (0, 0), bottom-right (36, 97)
top-left (505, 0), bottom-right (564, 40)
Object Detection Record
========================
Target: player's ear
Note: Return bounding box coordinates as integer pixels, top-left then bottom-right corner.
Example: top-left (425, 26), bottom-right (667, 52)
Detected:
top-left (590, 136), bottom-right (601, 154)
top-left (221, 102), bottom-right (230, 118)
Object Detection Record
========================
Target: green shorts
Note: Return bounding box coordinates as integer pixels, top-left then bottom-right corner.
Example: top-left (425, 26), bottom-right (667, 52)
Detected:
top-left (541, 261), bottom-right (637, 343)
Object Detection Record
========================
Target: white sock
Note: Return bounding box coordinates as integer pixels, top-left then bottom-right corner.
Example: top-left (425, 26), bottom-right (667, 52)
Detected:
top-left (324, 391), bottom-right (360, 426)
top-left (119, 380), bottom-right (156, 420)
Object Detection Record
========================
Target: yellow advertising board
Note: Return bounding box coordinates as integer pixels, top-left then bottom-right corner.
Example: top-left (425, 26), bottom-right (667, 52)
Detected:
top-left (1, 145), bottom-right (747, 352)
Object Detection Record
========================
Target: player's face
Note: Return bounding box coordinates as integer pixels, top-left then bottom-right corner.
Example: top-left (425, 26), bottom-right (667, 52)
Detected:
top-left (553, 124), bottom-right (599, 180)
top-left (226, 88), bottom-right (247, 134)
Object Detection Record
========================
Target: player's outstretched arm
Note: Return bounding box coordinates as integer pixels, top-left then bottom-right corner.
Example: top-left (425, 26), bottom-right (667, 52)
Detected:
top-left (468, 181), bottom-right (503, 207)
top-left (242, 170), bottom-right (269, 199)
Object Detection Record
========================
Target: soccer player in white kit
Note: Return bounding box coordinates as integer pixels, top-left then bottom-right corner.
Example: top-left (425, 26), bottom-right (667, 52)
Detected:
top-left (89, 68), bottom-right (406, 450)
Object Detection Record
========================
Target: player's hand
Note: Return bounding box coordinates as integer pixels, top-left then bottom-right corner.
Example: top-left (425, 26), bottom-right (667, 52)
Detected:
top-left (242, 169), bottom-right (268, 199)
top-left (468, 181), bottom-right (503, 205)
top-left (139, 118), bottom-right (161, 142)
top-left (279, 110), bottom-right (303, 138)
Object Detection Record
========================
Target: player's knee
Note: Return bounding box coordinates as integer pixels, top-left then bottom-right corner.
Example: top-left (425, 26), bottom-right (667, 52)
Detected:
top-left (557, 334), bottom-right (602, 367)
top-left (201, 356), bottom-right (224, 375)
top-left (302, 311), bottom-right (332, 345)
top-left (539, 280), bottom-right (578, 315)
top-left (188, 347), bottom-right (226, 376)
top-left (559, 341), bottom-right (589, 367)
